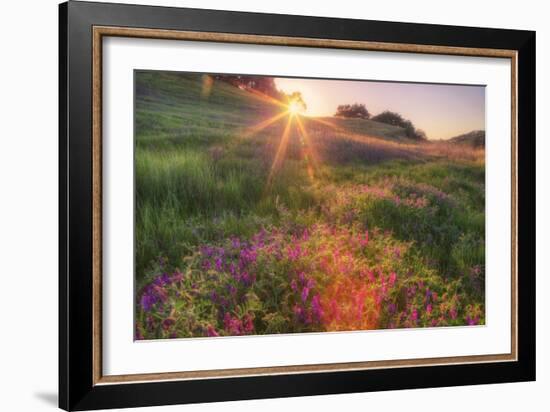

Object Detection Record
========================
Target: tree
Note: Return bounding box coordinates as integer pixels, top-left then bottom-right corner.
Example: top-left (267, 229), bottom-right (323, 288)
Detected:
top-left (286, 91), bottom-right (307, 112)
top-left (371, 110), bottom-right (427, 141)
top-left (334, 103), bottom-right (370, 119)
top-left (214, 74), bottom-right (283, 100)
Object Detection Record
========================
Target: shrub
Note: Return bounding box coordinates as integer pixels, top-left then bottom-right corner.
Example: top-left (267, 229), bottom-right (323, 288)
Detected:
top-left (334, 103), bottom-right (370, 119)
top-left (371, 110), bottom-right (427, 141)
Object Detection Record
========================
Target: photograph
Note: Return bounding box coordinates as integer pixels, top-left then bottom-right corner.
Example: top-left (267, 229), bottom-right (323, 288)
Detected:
top-left (134, 71), bottom-right (487, 340)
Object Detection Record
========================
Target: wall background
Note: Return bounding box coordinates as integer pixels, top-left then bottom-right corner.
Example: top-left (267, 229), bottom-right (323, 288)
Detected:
top-left (0, 0), bottom-right (545, 411)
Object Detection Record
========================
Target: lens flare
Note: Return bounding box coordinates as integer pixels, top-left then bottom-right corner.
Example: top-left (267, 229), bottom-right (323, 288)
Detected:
top-left (288, 100), bottom-right (301, 114)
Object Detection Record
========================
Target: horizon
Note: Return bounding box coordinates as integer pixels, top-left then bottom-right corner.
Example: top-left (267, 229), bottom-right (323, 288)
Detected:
top-left (274, 77), bottom-right (485, 140)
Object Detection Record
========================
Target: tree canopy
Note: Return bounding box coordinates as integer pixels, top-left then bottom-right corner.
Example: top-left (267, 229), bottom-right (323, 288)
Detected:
top-left (334, 103), bottom-right (370, 119)
top-left (371, 110), bottom-right (427, 141)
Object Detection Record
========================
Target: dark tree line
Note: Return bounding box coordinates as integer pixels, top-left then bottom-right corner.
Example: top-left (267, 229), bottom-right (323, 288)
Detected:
top-left (214, 75), bottom-right (284, 100)
top-left (334, 103), bottom-right (427, 141)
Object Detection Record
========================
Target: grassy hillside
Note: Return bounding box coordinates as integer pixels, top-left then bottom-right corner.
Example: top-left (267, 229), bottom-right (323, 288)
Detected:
top-left (448, 130), bottom-right (485, 148)
top-left (135, 72), bottom-right (486, 339)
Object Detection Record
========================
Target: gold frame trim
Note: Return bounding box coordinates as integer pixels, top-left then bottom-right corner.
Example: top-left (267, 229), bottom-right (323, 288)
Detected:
top-left (92, 26), bottom-right (518, 386)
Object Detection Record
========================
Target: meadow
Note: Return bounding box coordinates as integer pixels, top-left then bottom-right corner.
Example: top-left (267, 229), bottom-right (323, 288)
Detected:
top-left (135, 72), bottom-right (485, 339)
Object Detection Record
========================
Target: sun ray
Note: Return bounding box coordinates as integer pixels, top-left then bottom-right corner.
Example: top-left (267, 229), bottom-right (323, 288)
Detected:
top-left (266, 115), bottom-right (294, 187)
top-left (243, 111), bottom-right (288, 138)
top-left (295, 116), bottom-right (320, 167)
top-left (309, 116), bottom-right (410, 150)
top-left (246, 87), bottom-right (288, 109)
top-left (295, 116), bottom-right (320, 181)
top-left (309, 117), bottom-right (341, 130)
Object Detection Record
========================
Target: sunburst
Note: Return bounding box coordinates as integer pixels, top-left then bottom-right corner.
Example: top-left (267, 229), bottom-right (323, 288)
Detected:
top-left (243, 94), bottom-right (319, 188)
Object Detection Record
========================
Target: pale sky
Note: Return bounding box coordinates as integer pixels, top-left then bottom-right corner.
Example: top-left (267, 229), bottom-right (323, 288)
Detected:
top-left (275, 77), bottom-right (485, 140)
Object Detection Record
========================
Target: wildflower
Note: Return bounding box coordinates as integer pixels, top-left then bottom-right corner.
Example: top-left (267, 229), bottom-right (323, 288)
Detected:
top-left (243, 314), bottom-right (255, 333)
top-left (240, 271), bottom-right (251, 285)
top-left (162, 318), bottom-right (175, 331)
top-left (140, 289), bottom-right (157, 312)
top-left (206, 325), bottom-right (219, 337)
top-left (153, 285), bottom-right (168, 303)
top-left (287, 244), bottom-right (302, 261)
top-left (301, 286), bottom-right (310, 303)
top-left (227, 284), bottom-right (237, 296)
top-left (293, 305), bottom-right (304, 321)
top-left (201, 245), bottom-right (216, 258)
top-left (426, 304), bottom-right (433, 314)
top-left (223, 313), bottom-right (242, 335)
top-left (450, 307), bottom-right (458, 319)
top-left (367, 270), bottom-right (376, 283)
top-left (170, 270), bottom-right (184, 283)
top-left (231, 237), bottom-right (241, 249)
top-left (466, 315), bottom-right (479, 326)
top-left (360, 230), bottom-right (369, 247)
top-left (153, 273), bottom-right (170, 287)
top-left (388, 272), bottom-right (397, 287)
top-left (311, 294), bottom-right (323, 321)
top-left (411, 308), bottom-right (418, 322)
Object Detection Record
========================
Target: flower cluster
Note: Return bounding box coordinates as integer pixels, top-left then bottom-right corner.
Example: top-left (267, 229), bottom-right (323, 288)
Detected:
top-left (136, 213), bottom-right (484, 339)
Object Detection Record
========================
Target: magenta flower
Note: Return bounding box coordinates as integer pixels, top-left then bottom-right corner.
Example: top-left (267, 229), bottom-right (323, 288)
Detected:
top-left (466, 315), bottom-right (479, 326)
top-left (206, 325), bottom-right (219, 337)
top-left (311, 294), bottom-right (323, 321)
top-left (301, 286), bottom-right (310, 302)
top-left (243, 314), bottom-right (254, 333)
top-left (450, 307), bottom-right (458, 320)
top-left (388, 272), bottom-right (397, 287)
top-left (360, 230), bottom-right (369, 247)
top-left (411, 308), bottom-right (418, 322)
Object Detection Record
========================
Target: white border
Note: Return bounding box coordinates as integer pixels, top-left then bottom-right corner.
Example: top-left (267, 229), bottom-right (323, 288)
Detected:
top-left (102, 37), bottom-right (511, 376)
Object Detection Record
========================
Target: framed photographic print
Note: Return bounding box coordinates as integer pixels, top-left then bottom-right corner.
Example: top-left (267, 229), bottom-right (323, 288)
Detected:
top-left (59, 1), bottom-right (536, 410)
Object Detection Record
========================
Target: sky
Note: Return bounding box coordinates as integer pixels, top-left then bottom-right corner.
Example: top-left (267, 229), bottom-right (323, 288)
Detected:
top-left (275, 77), bottom-right (485, 140)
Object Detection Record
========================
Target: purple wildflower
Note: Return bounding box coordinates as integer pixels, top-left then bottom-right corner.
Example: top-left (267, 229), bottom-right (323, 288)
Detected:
top-left (162, 318), bottom-right (175, 331)
top-left (140, 289), bottom-right (157, 312)
top-left (411, 308), bottom-right (418, 322)
top-left (206, 325), bottom-right (219, 337)
top-left (301, 286), bottom-right (310, 303)
top-left (311, 294), bottom-right (323, 321)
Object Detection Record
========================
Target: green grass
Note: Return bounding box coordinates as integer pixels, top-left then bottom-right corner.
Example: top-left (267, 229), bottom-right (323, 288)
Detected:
top-left (135, 72), bottom-right (485, 294)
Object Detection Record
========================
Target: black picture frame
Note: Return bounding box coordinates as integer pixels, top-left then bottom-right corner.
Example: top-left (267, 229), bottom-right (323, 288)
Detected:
top-left (59, 1), bottom-right (536, 410)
